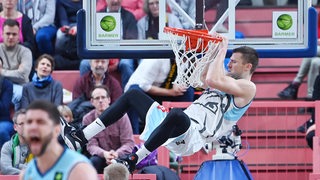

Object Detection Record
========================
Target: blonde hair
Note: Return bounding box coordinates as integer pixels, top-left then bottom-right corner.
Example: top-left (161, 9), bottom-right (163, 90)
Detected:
top-left (57, 105), bottom-right (74, 122)
top-left (104, 163), bottom-right (129, 180)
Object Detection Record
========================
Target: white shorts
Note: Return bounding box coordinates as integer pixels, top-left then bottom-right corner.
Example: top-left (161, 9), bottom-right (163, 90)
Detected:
top-left (139, 103), bottom-right (208, 156)
top-left (163, 121), bottom-right (205, 156)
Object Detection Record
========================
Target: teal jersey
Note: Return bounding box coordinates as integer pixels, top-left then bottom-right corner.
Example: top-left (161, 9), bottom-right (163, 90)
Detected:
top-left (184, 89), bottom-right (252, 140)
top-left (23, 148), bottom-right (91, 180)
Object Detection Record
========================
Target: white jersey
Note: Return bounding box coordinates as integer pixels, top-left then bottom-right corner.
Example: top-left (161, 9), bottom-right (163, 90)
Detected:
top-left (141, 89), bottom-right (252, 156)
top-left (183, 89), bottom-right (251, 142)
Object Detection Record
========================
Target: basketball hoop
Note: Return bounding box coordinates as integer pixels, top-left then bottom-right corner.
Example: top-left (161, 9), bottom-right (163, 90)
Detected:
top-left (164, 27), bottom-right (223, 88)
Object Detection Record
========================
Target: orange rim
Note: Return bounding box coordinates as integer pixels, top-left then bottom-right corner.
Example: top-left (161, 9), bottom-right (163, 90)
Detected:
top-left (164, 27), bottom-right (222, 42)
top-left (164, 27), bottom-right (222, 51)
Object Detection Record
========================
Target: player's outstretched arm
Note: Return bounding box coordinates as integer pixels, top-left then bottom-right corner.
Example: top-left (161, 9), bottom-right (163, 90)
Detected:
top-left (205, 36), bottom-right (230, 90)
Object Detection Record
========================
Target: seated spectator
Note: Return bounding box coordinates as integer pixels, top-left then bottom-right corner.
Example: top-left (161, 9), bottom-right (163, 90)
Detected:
top-left (0, 56), bottom-right (14, 149)
top-left (57, 105), bottom-right (74, 123)
top-left (138, 0), bottom-right (182, 39)
top-left (303, 73), bottom-right (320, 148)
top-left (125, 59), bottom-right (194, 103)
top-left (125, 59), bottom-right (194, 133)
top-left (70, 59), bottom-right (122, 122)
top-left (20, 54), bottom-right (63, 109)
top-left (99, 0), bottom-right (145, 20)
top-left (0, 0), bottom-right (36, 56)
top-left (278, 54), bottom-right (320, 100)
top-left (0, 109), bottom-right (33, 175)
top-left (168, 0), bottom-right (195, 29)
top-left (17, 0), bottom-right (57, 56)
top-left (122, 0), bottom-right (145, 20)
top-left (0, 19), bottom-right (32, 110)
top-left (104, 163), bottom-right (129, 180)
top-left (54, 0), bottom-right (82, 70)
top-left (204, 0), bottom-right (252, 32)
top-left (83, 85), bottom-right (134, 174)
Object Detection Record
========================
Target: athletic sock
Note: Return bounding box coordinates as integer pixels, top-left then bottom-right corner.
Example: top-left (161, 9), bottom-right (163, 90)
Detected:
top-left (83, 118), bottom-right (105, 140)
top-left (135, 145), bottom-right (152, 164)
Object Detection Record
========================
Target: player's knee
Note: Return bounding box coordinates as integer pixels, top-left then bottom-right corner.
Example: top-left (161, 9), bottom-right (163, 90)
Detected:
top-left (167, 108), bottom-right (190, 125)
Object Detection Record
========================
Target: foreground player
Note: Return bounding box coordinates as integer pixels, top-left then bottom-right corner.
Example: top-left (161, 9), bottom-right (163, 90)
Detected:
top-left (63, 37), bottom-right (259, 173)
top-left (20, 100), bottom-right (98, 180)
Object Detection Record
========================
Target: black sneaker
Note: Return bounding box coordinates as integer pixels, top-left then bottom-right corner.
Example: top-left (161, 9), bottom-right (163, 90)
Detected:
top-left (59, 117), bottom-right (75, 138)
top-left (278, 84), bottom-right (298, 100)
top-left (64, 130), bottom-right (87, 151)
top-left (297, 119), bottom-right (314, 133)
top-left (111, 154), bottom-right (138, 173)
top-left (60, 117), bottom-right (87, 151)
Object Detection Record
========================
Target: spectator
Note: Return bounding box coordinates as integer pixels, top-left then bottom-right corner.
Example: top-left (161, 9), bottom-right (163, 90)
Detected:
top-left (138, 0), bottom-right (183, 39)
top-left (204, 0), bottom-right (252, 32)
top-left (0, 0), bottom-right (36, 56)
top-left (104, 163), bottom-right (130, 180)
top-left (121, 0), bottom-right (145, 21)
top-left (83, 85), bottom-right (134, 174)
top-left (17, 0), bottom-right (57, 56)
top-left (20, 100), bottom-right (98, 180)
top-left (54, 0), bottom-right (82, 70)
top-left (73, 59), bottom-right (122, 103)
top-left (81, 0), bottom-right (139, 88)
top-left (168, 0), bottom-right (195, 29)
top-left (126, 59), bottom-right (194, 104)
top-left (20, 54), bottom-right (63, 109)
top-left (57, 105), bottom-right (74, 123)
top-left (278, 57), bottom-right (320, 100)
top-left (70, 59), bottom-right (122, 122)
top-left (0, 109), bottom-right (33, 175)
top-left (304, 73), bottom-right (320, 149)
top-left (0, 19), bottom-right (32, 110)
top-left (99, 0), bottom-right (145, 20)
top-left (0, 56), bottom-right (14, 149)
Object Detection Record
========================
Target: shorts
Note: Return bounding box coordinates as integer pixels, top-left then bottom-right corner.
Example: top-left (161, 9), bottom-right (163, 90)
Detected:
top-left (140, 102), bottom-right (168, 141)
top-left (163, 121), bottom-right (205, 156)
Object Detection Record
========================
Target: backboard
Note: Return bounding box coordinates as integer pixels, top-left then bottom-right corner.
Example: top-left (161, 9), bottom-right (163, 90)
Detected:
top-left (77, 0), bottom-right (318, 59)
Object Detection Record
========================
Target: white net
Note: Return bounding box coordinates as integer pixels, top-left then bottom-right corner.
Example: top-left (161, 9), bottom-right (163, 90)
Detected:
top-left (165, 28), bottom-right (222, 88)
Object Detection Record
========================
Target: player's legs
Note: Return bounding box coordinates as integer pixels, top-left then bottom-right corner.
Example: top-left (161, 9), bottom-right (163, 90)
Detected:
top-left (113, 108), bottom-right (191, 173)
top-left (63, 89), bottom-right (155, 150)
top-left (143, 108), bottom-right (191, 151)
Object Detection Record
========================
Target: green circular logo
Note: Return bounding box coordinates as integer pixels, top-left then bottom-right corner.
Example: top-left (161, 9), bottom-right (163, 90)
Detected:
top-left (277, 14), bottom-right (293, 30)
top-left (100, 16), bottom-right (116, 32)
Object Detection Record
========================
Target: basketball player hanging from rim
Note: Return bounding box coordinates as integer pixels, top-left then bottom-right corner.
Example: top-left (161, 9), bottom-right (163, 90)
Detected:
top-left (62, 36), bottom-right (259, 173)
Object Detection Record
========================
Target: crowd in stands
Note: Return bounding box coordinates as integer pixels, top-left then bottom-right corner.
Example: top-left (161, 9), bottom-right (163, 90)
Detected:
top-left (0, 0), bottom-right (319, 177)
